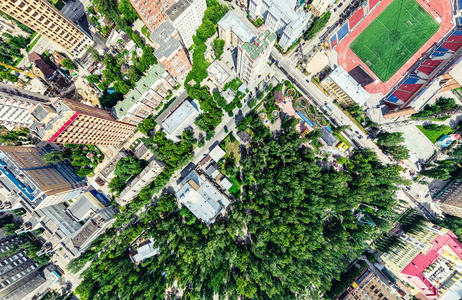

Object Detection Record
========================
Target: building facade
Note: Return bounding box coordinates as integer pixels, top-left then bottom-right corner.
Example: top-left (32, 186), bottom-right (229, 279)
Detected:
top-left (247, 0), bottom-right (311, 51)
top-left (217, 11), bottom-right (256, 49)
top-left (434, 180), bottom-right (462, 218)
top-left (0, 0), bottom-right (93, 56)
top-left (162, 99), bottom-right (201, 142)
top-left (151, 21), bottom-right (192, 79)
top-left (236, 30), bottom-right (276, 86)
top-left (310, 0), bottom-right (334, 16)
top-left (381, 224), bottom-right (462, 299)
top-left (30, 98), bottom-right (136, 145)
top-left (114, 64), bottom-right (176, 125)
top-left (129, 0), bottom-right (174, 32)
top-left (167, 0), bottom-right (207, 48)
top-left (0, 146), bottom-right (86, 211)
top-left (0, 83), bottom-right (51, 130)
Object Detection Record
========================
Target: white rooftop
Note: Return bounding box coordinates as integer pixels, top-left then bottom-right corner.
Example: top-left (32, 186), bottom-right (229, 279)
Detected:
top-left (218, 11), bottom-right (256, 43)
top-left (209, 144), bottom-right (226, 162)
top-left (162, 99), bottom-right (199, 135)
top-left (329, 66), bottom-right (370, 106)
top-left (221, 177), bottom-right (233, 190)
top-left (131, 238), bottom-right (159, 263)
top-left (175, 170), bottom-right (230, 224)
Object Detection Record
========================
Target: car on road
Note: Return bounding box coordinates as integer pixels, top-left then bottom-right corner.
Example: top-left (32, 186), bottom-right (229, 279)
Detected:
top-left (306, 79), bottom-right (309, 83)
top-left (337, 2), bottom-right (343, 7)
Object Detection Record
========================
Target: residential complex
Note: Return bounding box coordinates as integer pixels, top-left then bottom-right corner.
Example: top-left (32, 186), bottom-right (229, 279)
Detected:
top-left (247, 0), bottom-right (311, 51)
top-left (217, 11), bottom-right (256, 49)
top-left (151, 21), bottom-right (192, 79)
top-left (162, 99), bottom-right (201, 141)
top-left (381, 224), bottom-right (462, 299)
top-left (0, 235), bottom-right (61, 300)
top-left (129, 0), bottom-right (174, 32)
top-left (434, 180), bottom-right (462, 218)
top-left (0, 83), bottom-right (51, 130)
top-left (321, 66), bottom-right (371, 106)
top-left (0, 146), bottom-right (86, 211)
top-left (166, 0), bottom-right (207, 48)
top-left (30, 97), bottom-right (136, 145)
top-left (0, 0), bottom-right (93, 56)
top-left (117, 157), bottom-right (165, 206)
top-left (236, 30), bottom-right (276, 86)
top-left (175, 170), bottom-right (230, 225)
top-left (114, 64), bottom-right (177, 125)
top-left (339, 268), bottom-right (405, 300)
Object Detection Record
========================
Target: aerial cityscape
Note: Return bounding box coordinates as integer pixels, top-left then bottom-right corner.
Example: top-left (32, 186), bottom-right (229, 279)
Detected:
top-left (0, 0), bottom-right (462, 299)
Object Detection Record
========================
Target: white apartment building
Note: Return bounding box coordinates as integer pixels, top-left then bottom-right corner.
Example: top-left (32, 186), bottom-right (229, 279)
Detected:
top-left (237, 30), bottom-right (276, 86)
top-left (166, 0), bottom-right (207, 48)
top-left (248, 0), bottom-right (311, 51)
top-left (162, 99), bottom-right (201, 142)
top-left (0, 83), bottom-right (51, 130)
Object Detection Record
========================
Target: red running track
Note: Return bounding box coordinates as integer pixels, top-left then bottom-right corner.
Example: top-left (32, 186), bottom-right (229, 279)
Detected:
top-left (336, 0), bottom-right (454, 94)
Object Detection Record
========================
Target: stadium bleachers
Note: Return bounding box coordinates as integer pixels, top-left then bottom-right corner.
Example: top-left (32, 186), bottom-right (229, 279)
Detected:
top-left (337, 23), bottom-right (350, 41)
top-left (330, 35), bottom-right (338, 48)
top-left (369, 0), bottom-right (381, 9)
top-left (349, 7), bottom-right (365, 29)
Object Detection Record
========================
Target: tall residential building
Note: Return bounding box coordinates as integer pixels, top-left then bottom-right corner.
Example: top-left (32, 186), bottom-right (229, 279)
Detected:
top-left (166, 0), bottom-right (207, 48)
top-left (0, 83), bottom-right (51, 130)
top-left (247, 0), bottom-right (311, 51)
top-left (434, 180), bottom-right (462, 218)
top-left (236, 30), bottom-right (276, 86)
top-left (29, 98), bottom-right (136, 145)
top-left (217, 11), bottom-right (256, 49)
top-left (0, 146), bottom-right (86, 211)
top-left (151, 21), bottom-right (192, 79)
top-left (0, 0), bottom-right (93, 56)
top-left (381, 224), bottom-right (462, 300)
top-left (130, 0), bottom-right (174, 32)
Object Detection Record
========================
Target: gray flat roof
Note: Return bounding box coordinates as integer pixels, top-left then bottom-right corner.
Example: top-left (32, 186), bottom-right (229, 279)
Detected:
top-left (150, 21), bottom-right (176, 45)
top-left (162, 99), bottom-right (198, 135)
top-left (166, 0), bottom-right (193, 22)
top-left (328, 66), bottom-right (370, 106)
top-left (218, 11), bottom-right (256, 43)
top-left (154, 38), bottom-right (182, 60)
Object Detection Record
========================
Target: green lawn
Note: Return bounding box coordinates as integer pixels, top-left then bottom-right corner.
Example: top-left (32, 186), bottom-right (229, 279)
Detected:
top-left (350, 0), bottom-right (439, 82)
top-left (416, 125), bottom-right (452, 143)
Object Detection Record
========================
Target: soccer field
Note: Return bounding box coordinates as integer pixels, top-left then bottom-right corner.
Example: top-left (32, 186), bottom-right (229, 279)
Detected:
top-left (349, 0), bottom-right (439, 82)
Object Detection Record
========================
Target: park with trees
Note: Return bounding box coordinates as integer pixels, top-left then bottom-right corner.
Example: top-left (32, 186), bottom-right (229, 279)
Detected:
top-left (375, 131), bottom-right (411, 160)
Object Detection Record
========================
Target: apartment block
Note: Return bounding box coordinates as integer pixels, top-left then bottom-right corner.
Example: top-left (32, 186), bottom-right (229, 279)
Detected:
top-left (151, 21), bottom-right (192, 79)
top-left (30, 98), bottom-right (136, 145)
top-left (236, 30), bottom-right (276, 86)
top-left (0, 83), bottom-right (51, 130)
top-left (167, 0), bottom-right (207, 48)
top-left (130, 0), bottom-right (174, 32)
top-left (0, 0), bottom-right (93, 56)
top-left (162, 99), bottom-right (201, 142)
top-left (218, 11), bottom-right (256, 49)
top-left (321, 66), bottom-right (371, 106)
top-left (247, 0), bottom-right (311, 51)
top-left (310, 0), bottom-right (334, 16)
top-left (381, 224), bottom-right (462, 300)
top-left (0, 146), bottom-right (86, 211)
top-left (114, 63), bottom-right (176, 125)
top-left (434, 180), bottom-right (462, 218)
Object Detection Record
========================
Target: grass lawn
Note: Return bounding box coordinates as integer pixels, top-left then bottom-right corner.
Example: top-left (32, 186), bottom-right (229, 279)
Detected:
top-left (334, 132), bottom-right (351, 147)
top-left (27, 34), bottom-right (42, 52)
top-left (350, 0), bottom-right (439, 82)
top-left (224, 78), bottom-right (243, 92)
top-left (220, 133), bottom-right (241, 198)
top-left (416, 125), bottom-right (452, 143)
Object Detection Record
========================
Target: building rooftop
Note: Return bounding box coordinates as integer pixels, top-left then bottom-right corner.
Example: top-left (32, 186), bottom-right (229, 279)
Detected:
top-left (68, 191), bottom-right (106, 221)
top-left (218, 11), bottom-right (256, 44)
top-left (241, 30), bottom-right (276, 61)
top-left (328, 66), bottom-right (370, 106)
top-left (130, 238), bottom-right (159, 263)
top-left (209, 144), bottom-right (226, 162)
top-left (28, 52), bottom-right (55, 77)
top-left (162, 99), bottom-right (199, 136)
top-left (207, 60), bottom-right (234, 87)
top-left (175, 170), bottom-right (230, 224)
top-left (154, 38), bottom-right (182, 60)
top-left (150, 20), bottom-right (176, 46)
top-left (449, 59), bottom-right (462, 85)
top-left (114, 64), bottom-right (166, 119)
top-left (166, 0), bottom-right (193, 22)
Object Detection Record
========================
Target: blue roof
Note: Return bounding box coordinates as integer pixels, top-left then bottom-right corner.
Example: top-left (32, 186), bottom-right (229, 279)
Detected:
top-left (436, 46), bottom-right (449, 53)
top-left (385, 94), bottom-right (401, 104)
top-left (337, 23), bottom-right (350, 41)
top-left (403, 77), bottom-right (419, 84)
top-left (297, 111), bottom-right (314, 127)
top-left (90, 190), bottom-right (110, 205)
top-left (0, 167), bottom-right (35, 201)
top-left (330, 34), bottom-right (337, 43)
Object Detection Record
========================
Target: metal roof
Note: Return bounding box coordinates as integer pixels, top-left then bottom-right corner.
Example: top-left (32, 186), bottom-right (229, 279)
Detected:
top-left (328, 66), bottom-right (370, 106)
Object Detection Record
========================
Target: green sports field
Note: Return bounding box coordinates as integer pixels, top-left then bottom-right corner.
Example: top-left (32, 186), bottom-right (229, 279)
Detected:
top-left (349, 0), bottom-right (439, 82)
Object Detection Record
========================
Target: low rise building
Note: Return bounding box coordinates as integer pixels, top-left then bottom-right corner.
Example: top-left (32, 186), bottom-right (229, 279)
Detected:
top-left (117, 157), bottom-right (165, 206)
top-left (151, 21), bottom-right (192, 79)
top-left (247, 0), bottom-right (311, 51)
top-left (0, 146), bottom-right (86, 211)
top-left (207, 60), bottom-right (235, 88)
top-left (434, 180), bottom-right (462, 218)
top-left (381, 224), bottom-right (462, 300)
top-left (68, 191), bottom-right (107, 222)
top-left (129, 238), bottom-right (159, 264)
top-left (236, 30), bottom-right (276, 86)
top-left (321, 66), bottom-right (371, 106)
top-left (218, 11), bottom-right (256, 48)
top-left (162, 99), bottom-right (201, 142)
top-left (175, 170), bottom-right (230, 224)
top-left (166, 0), bottom-right (207, 48)
top-left (114, 64), bottom-right (176, 125)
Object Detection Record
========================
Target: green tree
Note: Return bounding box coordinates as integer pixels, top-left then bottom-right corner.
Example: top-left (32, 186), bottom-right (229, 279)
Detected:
top-left (127, 67), bottom-right (142, 84)
top-left (249, 98), bottom-right (257, 108)
top-left (383, 145), bottom-right (410, 160)
top-left (114, 80), bottom-right (131, 94)
top-left (42, 151), bottom-right (66, 164)
top-left (3, 223), bottom-right (19, 235)
top-left (376, 132), bottom-right (405, 147)
top-left (85, 45), bottom-right (103, 62)
top-left (138, 117), bottom-right (156, 134)
top-left (212, 38), bottom-right (225, 59)
top-left (131, 31), bottom-right (143, 47)
top-left (118, 0), bottom-right (139, 24)
top-left (86, 74), bottom-right (101, 84)
top-left (332, 125), bottom-right (350, 134)
top-left (61, 58), bottom-right (77, 70)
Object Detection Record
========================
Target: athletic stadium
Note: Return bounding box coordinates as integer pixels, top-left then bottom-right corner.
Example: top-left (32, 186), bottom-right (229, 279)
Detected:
top-left (329, 0), bottom-right (462, 117)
